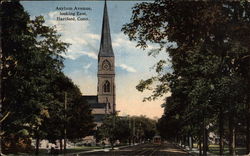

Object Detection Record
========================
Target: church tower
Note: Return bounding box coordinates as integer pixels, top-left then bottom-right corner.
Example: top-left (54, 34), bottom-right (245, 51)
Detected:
top-left (97, 0), bottom-right (116, 114)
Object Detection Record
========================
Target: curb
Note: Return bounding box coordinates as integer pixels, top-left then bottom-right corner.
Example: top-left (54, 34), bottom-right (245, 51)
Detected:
top-left (172, 143), bottom-right (196, 156)
top-left (173, 143), bottom-right (219, 156)
top-left (62, 144), bottom-right (139, 156)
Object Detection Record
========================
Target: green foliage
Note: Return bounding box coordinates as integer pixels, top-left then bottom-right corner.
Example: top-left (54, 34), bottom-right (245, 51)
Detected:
top-left (67, 95), bottom-right (95, 141)
top-left (131, 116), bottom-right (157, 141)
top-left (97, 115), bottom-right (157, 145)
top-left (122, 1), bottom-right (250, 152)
top-left (1, 1), bottom-right (94, 154)
top-left (42, 73), bottom-right (95, 143)
top-left (98, 114), bottom-right (128, 146)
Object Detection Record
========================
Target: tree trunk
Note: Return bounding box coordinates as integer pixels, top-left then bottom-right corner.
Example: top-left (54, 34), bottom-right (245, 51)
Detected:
top-left (63, 137), bottom-right (66, 154)
top-left (111, 140), bottom-right (114, 149)
top-left (59, 138), bottom-right (63, 154)
top-left (203, 110), bottom-right (207, 156)
top-left (64, 92), bottom-right (67, 154)
top-left (246, 91), bottom-right (250, 154)
top-left (247, 110), bottom-right (250, 154)
top-left (233, 129), bottom-right (236, 155)
top-left (229, 113), bottom-right (236, 155)
top-left (206, 128), bottom-right (209, 152)
top-left (183, 135), bottom-right (186, 147)
top-left (203, 130), bottom-right (207, 156)
top-left (35, 135), bottom-right (39, 155)
top-left (182, 135), bottom-right (185, 147)
top-left (189, 135), bottom-right (193, 149)
top-left (0, 2), bottom-right (2, 155)
top-left (198, 132), bottom-right (202, 156)
top-left (246, 46), bottom-right (250, 155)
top-left (247, 121), bottom-right (250, 154)
top-left (219, 106), bottom-right (224, 155)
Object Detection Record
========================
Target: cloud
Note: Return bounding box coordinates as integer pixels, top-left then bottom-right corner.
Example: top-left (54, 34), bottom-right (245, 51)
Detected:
top-left (82, 51), bottom-right (98, 60)
top-left (43, 11), bottom-right (100, 60)
top-left (64, 37), bottom-right (88, 45)
top-left (112, 33), bottom-right (137, 51)
top-left (60, 50), bottom-right (81, 60)
top-left (86, 33), bottom-right (100, 40)
top-left (83, 63), bottom-right (92, 70)
top-left (60, 50), bottom-right (97, 60)
top-left (112, 33), bottom-right (163, 53)
top-left (117, 64), bottom-right (137, 73)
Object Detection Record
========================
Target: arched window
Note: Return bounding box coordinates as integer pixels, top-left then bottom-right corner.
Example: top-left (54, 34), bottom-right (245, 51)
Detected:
top-left (103, 80), bottom-right (110, 92)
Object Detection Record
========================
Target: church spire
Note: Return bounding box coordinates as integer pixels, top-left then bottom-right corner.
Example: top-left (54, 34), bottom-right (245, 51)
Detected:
top-left (98, 0), bottom-right (114, 57)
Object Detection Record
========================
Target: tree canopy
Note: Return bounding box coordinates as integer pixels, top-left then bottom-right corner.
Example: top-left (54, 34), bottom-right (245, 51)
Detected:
top-left (1, 1), bottom-right (94, 154)
top-left (97, 114), bottom-right (157, 147)
top-left (122, 1), bottom-right (250, 155)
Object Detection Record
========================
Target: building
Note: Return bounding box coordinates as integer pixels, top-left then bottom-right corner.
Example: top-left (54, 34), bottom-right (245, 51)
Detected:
top-left (82, 0), bottom-right (116, 126)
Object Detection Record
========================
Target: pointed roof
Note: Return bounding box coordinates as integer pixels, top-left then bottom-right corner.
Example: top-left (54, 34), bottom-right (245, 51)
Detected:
top-left (98, 0), bottom-right (114, 57)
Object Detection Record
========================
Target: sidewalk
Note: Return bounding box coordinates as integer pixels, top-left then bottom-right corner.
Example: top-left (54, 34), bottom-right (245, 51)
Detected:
top-left (174, 143), bottom-right (215, 156)
top-left (61, 144), bottom-right (138, 156)
top-left (176, 144), bottom-right (250, 156)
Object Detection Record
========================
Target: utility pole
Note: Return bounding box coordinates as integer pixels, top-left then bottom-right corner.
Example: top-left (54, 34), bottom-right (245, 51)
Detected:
top-left (133, 118), bottom-right (135, 144)
top-left (128, 116), bottom-right (131, 145)
top-left (64, 92), bottom-right (67, 154)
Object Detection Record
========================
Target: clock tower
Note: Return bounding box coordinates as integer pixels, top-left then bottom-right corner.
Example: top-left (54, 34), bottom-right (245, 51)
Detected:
top-left (97, 0), bottom-right (115, 114)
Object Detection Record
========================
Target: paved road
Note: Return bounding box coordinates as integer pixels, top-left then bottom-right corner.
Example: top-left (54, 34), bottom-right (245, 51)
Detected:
top-left (72, 142), bottom-right (190, 156)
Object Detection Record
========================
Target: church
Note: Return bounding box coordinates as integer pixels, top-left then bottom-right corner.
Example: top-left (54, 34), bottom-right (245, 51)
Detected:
top-left (82, 0), bottom-right (116, 126)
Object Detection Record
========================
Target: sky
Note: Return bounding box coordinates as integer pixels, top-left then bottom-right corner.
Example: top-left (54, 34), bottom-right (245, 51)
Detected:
top-left (21, 0), bottom-right (171, 119)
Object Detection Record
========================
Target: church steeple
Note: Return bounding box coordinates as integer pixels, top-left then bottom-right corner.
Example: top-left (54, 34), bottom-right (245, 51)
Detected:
top-left (98, 0), bottom-right (114, 57)
top-left (97, 0), bottom-right (116, 114)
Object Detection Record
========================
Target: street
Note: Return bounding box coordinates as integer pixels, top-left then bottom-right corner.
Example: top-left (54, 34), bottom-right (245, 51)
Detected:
top-left (70, 142), bottom-right (190, 156)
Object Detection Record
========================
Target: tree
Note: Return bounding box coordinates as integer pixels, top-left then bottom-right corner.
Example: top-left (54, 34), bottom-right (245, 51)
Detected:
top-left (1, 1), bottom-right (95, 155)
top-left (122, 1), bottom-right (250, 155)
top-left (66, 90), bottom-right (95, 142)
top-left (42, 73), bottom-right (95, 153)
top-left (131, 116), bottom-right (157, 142)
top-left (97, 115), bottom-right (157, 148)
top-left (98, 114), bottom-right (128, 148)
top-left (1, 2), bottom-right (57, 153)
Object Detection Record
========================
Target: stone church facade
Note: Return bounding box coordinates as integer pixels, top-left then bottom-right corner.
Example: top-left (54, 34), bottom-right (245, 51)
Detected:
top-left (82, 0), bottom-right (116, 126)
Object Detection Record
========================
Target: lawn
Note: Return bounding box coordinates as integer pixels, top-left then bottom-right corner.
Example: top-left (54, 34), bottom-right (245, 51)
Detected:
top-left (191, 143), bottom-right (247, 155)
top-left (7, 146), bottom-right (102, 156)
top-left (208, 144), bottom-right (247, 155)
